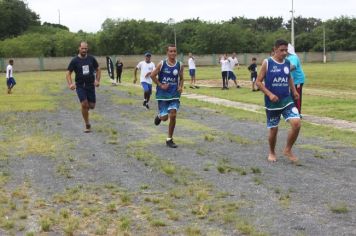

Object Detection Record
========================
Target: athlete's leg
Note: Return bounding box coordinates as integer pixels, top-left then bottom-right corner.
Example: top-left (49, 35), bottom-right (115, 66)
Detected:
top-left (160, 115), bottom-right (169, 122)
top-left (190, 76), bottom-right (194, 88)
top-left (168, 109), bottom-right (177, 139)
top-left (147, 84), bottom-right (152, 103)
top-left (81, 100), bottom-right (90, 125)
top-left (10, 78), bottom-right (16, 89)
top-left (222, 72), bottom-right (226, 88)
top-left (7, 81), bottom-right (11, 94)
top-left (266, 109), bottom-right (281, 162)
top-left (233, 79), bottom-right (238, 87)
top-left (88, 102), bottom-right (96, 110)
top-left (294, 84), bottom-right (303, 114)
top-left (268, 127), bottom-right (278, 162)
top-left (283, 118), bottom-right (301, 162)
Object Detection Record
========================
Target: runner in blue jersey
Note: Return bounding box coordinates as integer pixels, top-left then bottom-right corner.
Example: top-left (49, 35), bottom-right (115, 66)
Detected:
top-left (150, 45), bottom-right (184, 148)
top-left (256, 39), bottom-right (301, 163)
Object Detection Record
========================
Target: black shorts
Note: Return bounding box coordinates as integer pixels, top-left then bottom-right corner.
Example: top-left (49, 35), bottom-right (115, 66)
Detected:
top-left (76, 86), bottom-right (96, 103)
top-left (250, 72), bottom-right (257, 82)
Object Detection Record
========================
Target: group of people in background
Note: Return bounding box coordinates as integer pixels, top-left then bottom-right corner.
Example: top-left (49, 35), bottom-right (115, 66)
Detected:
top-left (219, 52), bottom-right (241, 89)
top-left (6, 39), bottom-right (305, 161)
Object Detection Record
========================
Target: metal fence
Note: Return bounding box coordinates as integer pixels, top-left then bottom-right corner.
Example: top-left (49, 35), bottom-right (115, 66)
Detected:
top-left (1, 51), bottom-right (356, 72)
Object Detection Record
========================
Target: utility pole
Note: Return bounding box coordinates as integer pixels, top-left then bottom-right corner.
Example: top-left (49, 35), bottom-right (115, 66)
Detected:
top-left (167, 18), bottom-right (177, 49)
top-left (323, 23), bottom-right (326, 63)
top-left (58, 9), bottom-right (61, 25)
top-left (290, 0), bottom-right (295, 46)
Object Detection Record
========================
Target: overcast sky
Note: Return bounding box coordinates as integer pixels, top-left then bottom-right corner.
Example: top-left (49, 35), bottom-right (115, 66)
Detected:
top-left (26, 0), bottom-right (356, 32)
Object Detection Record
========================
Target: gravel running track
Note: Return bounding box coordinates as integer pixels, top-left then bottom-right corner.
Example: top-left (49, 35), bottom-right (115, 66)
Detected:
top-left (0, 83), bottom-right (355, 235)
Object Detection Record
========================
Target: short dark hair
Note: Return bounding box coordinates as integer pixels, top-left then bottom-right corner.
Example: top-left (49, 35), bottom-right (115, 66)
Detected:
top-left (274, 39), bottom-right (288, 48)
top-left (252, 57), bottom-right (257, 61)
top-left (9, 59), bottom-right (13, 63)
top-left (167, 44), bottom-right (176, 51)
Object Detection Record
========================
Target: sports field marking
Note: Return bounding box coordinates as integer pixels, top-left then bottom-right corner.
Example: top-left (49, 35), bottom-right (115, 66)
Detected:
top-left (182, 93), bottom-right (356, 132)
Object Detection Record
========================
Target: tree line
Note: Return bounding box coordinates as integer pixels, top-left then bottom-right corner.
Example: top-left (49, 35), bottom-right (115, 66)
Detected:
top-left (1, 0), bottom-right (356, 57)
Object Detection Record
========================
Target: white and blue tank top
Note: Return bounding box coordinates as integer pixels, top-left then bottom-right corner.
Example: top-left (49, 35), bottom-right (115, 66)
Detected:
top-left (264, 57), bottom-right (294, 110)
top-left (156, 59), bottom-right (181, 100)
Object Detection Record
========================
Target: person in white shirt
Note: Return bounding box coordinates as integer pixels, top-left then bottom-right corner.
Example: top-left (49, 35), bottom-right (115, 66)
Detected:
top-left (220, 54), bottom-right (230, 89)
top-left (188, 52), bottom-right (198, 89)
top-left (227, 52), bottom-right (240, 88)
top-left (134, 52), bottom-right (155, 109)
top-left (6, 59), bottom-right (16, 94)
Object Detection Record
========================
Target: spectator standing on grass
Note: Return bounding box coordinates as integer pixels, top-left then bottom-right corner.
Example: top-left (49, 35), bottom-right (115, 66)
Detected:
top-left (227, 52), bottom-right (241, 88)
top-left (219, 54), bottom-right (230, 90)
top-left (66, 41), bottom-right (101, 133)
top-left (256, 39), bottom-right (301, 163)
top-left (150, 45), bottom-right (184, 148)
top-left (287, 44), bottom-right (306, 115)
top-left (248, 57), bottom-right (258, 91)
top-left (134, 52), bottom-right (155, 110)
top-left (188, 52), bottom-right (198, 89)
top-left (115, 59), bottom-right (123, 84)
top-left (6, 59), bottom-right (16, 94)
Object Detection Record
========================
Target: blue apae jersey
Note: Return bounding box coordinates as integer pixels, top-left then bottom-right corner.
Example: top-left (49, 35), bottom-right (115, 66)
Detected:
top-left (156, 60), bottom-right (181, 100)
top-left (264, 57), bottom-right (293, 110)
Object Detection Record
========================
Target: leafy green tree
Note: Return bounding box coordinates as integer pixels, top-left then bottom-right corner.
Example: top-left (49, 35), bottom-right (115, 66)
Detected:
top-left (285, 16), bottom-right (322, 34)
top-left (0, 0), bottom-right (40, 39)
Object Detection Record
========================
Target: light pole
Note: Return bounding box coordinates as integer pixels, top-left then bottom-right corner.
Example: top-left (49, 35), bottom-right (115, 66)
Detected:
top-left (323, 23), bottom-right (326, 63)
top-left (58, 9), bottom-right (61, 25)
top-left (167, 18), bottom-right (177, 49)
top-left (290, 0), bottom-right (295, 46)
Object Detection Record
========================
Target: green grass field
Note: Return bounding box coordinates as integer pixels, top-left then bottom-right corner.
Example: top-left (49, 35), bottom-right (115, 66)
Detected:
top-left (118, 62), bottom-right (356, 121)
top-left (115, 62), bottom-right (356, 146)
top-left (179, 62), bottom-right (356, 122)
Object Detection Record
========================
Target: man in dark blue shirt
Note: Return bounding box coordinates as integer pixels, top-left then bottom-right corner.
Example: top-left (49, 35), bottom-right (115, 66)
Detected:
top-left (66, 41), bottom-right (101, 133)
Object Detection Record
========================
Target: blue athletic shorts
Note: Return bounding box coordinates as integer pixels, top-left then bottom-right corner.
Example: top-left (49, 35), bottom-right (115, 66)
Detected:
top-left (6, 77), bottom-right (16, 87)
top-left (228, 71), bottom-right (236, 80)
top-left (76, 86), bottom-right (96, 103)
top-left (189, 69), bottom-right (196, 77)
top-left (141, 82), bottom-right (152, 93)
top-left (266, 103), bottom-right (300, 128)
top-left (158, 100), bottom-right (180, 117)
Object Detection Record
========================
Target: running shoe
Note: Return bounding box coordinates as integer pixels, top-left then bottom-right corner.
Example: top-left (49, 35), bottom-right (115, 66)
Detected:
top-left (166, 139), bottom-right (178, 148)
top-left (84, 124), bottom-right (91, 133)
top-left (154, 115), bottom-right (161, 126)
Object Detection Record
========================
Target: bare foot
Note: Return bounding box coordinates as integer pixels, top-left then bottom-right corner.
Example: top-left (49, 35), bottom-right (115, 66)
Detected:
top-left (283, 149), bottom-right (299, 163)
top-left (267, 153), bottom-right (277, 162)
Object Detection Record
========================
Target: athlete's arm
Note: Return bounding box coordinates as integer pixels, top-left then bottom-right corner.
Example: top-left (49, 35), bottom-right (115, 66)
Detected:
top-left (94, 67), bottom-right (101, 87)
top-left (134, 67), bottom-right (138, 84)
top-left (256, 60), bottom-right (278, 102)
top-left (236, 58), bottom-right (240, 70)
top-left (150, 62), bottom-right (168, 90)
top-left (289, 76), bottom-right (299, 100)
top-left (178, 64), bottom-right (184, 93)
top-left (65, 70), bottom-right (76, 90)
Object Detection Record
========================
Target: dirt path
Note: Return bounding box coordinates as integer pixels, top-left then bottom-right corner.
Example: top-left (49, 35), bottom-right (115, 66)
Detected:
top-left (1, 83), bottom-right (355, 235)
top-left (191, 80), bottom-right (356, 132)
top-left (197, 79), bottom-right (356, 99)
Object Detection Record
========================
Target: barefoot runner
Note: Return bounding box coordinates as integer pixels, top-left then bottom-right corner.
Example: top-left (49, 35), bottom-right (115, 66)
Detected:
top-left (256, 39), bottom-right (301, 163)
